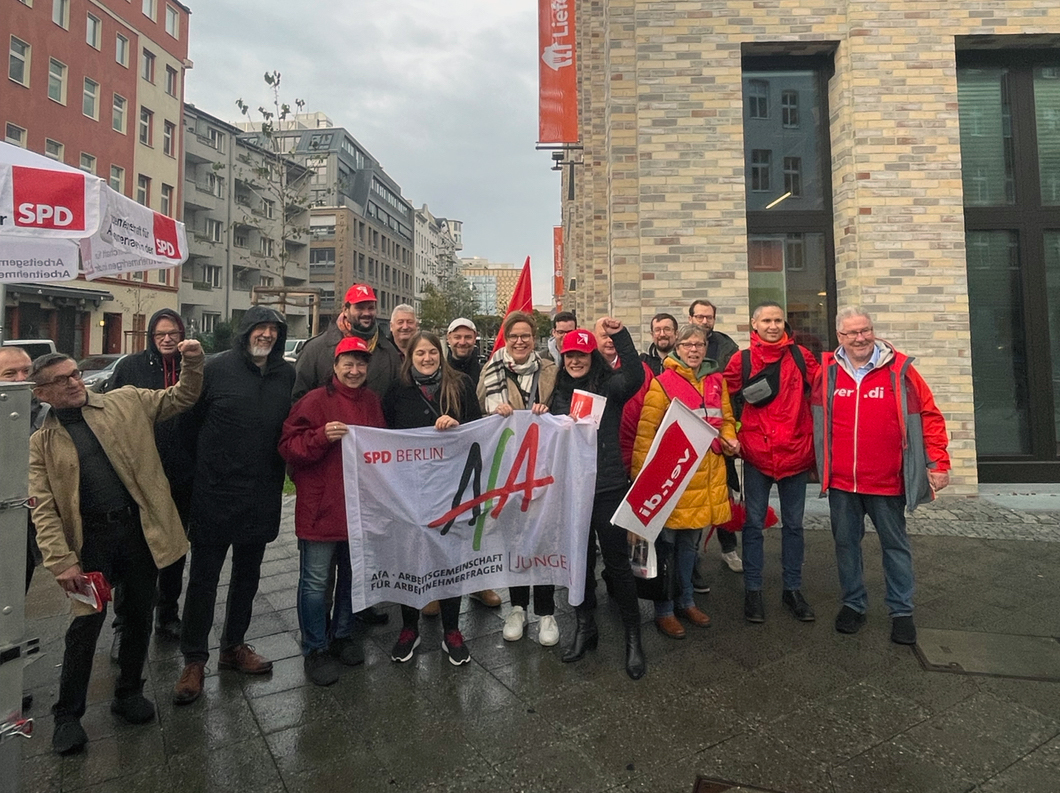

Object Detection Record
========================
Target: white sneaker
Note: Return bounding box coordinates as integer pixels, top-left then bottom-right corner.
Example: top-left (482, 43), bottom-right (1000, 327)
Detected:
top-left (503, 606), bottom-right (526, 641)
top-left (537, 615), bottom-right (559, 647)
top-left (721, 550), bottom-right (744, 573)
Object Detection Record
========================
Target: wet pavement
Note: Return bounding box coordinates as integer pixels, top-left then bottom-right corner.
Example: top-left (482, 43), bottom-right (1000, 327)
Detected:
top-left (17, 493), bottom-right (1060, 793)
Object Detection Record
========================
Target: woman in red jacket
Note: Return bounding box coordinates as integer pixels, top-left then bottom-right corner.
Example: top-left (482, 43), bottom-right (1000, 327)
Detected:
top-left (278, 337), bottom-right (385, 687)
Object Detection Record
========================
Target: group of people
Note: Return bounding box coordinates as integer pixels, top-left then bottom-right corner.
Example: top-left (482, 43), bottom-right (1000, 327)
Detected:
top-left (1, 281), bottom-right (951, 757)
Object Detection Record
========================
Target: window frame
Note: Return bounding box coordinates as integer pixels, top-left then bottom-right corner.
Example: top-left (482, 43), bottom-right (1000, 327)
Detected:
top-left (164, 65), bottom-right (178, 97)
top-left (82, 77), bottom-right (100, 120)
top-left (5, 123), bottom-right (27, 147)
top-left (110, 165), bottom-right (125, 193)
top-left (47, 58), bottom-right (67, 104)
top-left (141, 49), bottom-right (155, 83)
top-left (139, 106), bottom-right (153, 146)
top-left (162, 120), bottom-right (175, 156)
top-left (52, 0), bottom-right (69, 29)
top-left (79, 152), bottom-right (96, 174)
top-left (86, 13), bottom-right (101, 49)
top-left (165, 4), bottom-right (179, 38)
top-left (44, 138), bottom-right (64, 161)
top-left (9, 36), bottom-right (30, 87)
top-left (160, 183), bottom-right (173, 216)
top-left (116, 33), bottom-right (129, 67)
top-left (136, 174), bottom-right (151, 206)
top-left (142, 0), bottom-right (156, 20)
top-left (112, 93), bottom-right (127, 133)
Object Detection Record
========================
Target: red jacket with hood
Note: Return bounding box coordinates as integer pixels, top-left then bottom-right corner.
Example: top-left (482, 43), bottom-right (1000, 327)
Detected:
top-left (812, 341), bottom-right (950, 510)
top-left (723, 331), bottom-right (819, 480)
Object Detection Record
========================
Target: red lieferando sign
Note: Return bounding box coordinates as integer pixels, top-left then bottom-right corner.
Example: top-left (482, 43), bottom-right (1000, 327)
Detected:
top-left (538, 0), bottom-right (578, 143)
top-left (611, 399), bottom-right (719, 541)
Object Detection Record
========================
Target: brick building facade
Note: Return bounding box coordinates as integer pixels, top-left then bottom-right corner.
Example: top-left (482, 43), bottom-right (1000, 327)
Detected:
top-left (561, 1), bottom-right (1060, 487)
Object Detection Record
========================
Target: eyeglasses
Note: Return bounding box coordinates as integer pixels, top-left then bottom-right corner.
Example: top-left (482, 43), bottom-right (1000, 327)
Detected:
top-left (838, 328), bottom-right (874, 339)
top-left (152, 331), bottom-right (181, 340)
top-left (677, 342), bottom-right (706, 350)
top-left (36, 369), bottom-right (82, 387)
top-left (691, 314), bottom-right (714, 322)
top-left (508, 334), bottom-right (533, 342)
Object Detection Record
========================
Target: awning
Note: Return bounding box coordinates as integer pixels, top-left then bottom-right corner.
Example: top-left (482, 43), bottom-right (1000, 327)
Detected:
top-left (5, 282), bottom-right (114, 307)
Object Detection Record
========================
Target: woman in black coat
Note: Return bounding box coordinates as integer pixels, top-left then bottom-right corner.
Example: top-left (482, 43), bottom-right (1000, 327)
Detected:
top-left (384, 332), bottom-right (482, 666)
top-left (549, 319), bottom-right (647, 680)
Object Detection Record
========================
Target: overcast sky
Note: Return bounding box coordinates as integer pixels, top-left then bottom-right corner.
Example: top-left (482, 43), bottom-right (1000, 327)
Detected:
top-left (184, 0), bottom-right (561, 306)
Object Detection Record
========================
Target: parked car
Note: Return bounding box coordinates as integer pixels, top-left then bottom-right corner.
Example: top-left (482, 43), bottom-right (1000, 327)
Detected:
top-left (2, 339), bottom-right (57, 361)
top-left (77, 354), bottom-right (127, 393)
top-left (284, 339), bottom-right (307, 363)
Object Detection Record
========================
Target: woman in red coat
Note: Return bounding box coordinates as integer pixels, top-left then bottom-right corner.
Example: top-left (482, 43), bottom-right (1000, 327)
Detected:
top-left (278, 337), bottom-right (385, 686)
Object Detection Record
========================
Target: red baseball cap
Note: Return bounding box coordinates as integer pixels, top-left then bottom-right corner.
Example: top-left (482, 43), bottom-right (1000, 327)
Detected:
top-left (344, 284), bottom-right (377, 305)
top-left (561, 329), bottom-right (598, 355)
top-left (335, 337), bottom-right (371, 358)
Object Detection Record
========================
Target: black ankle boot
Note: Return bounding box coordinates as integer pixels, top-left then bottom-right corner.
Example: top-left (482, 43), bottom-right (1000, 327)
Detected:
top-left (624, 623), bottom-right (646, 680)
top-left (562, 609), bottom-right (599, 663)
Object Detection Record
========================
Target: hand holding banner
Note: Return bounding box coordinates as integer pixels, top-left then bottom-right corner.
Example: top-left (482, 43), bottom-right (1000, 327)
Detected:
top-left (611, 399), bottom-right (719, 542)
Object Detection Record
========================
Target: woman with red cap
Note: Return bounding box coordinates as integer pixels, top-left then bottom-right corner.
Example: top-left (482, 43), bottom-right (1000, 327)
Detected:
top-left (549, 319), bottom-right (647, 679)
top-left (279, 337), bottom-right (385, 686)
top-left (383, 331), bottom-right (483, 666)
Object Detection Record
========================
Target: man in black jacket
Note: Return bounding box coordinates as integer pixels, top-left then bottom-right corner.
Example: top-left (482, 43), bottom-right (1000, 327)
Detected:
top-left (445, 317), bottom-right (481, 384)
top-left (639, 312), bottom-right (678, 376)
top-left (107, 308), bottom-right (192, 642)
top-left (173, 306), bottom-right (295, 705)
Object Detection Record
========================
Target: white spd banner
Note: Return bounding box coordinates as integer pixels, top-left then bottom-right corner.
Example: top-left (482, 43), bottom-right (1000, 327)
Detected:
top-left (80, 186), bottom-right (187, 280)
top-left (611, 398), bottom-right (718, 541)
top-left (341, 413), bottom-right (597, 611)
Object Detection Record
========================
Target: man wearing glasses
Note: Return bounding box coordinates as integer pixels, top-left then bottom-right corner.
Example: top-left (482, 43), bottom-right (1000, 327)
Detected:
top-left (107, 309), bottom-right (194, 646)
top-left (813, 307), bottom-right (950, 645)
top-left (28, 340), bottom-right (203, 754)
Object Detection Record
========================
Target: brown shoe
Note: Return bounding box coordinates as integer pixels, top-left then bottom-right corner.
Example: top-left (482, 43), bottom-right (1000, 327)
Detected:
top-left (421, 600), bottom-right (441, 617)
top-left (218, 644), bottom-right (273, 675)
top-left (655, 615), bottom-right (686, 640)
top-left (675, 605), bottom-right (712, 627)
top-left (173, 662), bottom-right (205, 705)
top-left (469, 589), bottom-right (502, 608)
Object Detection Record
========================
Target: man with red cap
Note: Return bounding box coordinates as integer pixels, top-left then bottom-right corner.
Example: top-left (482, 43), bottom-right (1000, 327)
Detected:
top-left (293, 284), bottom-right (402, 401)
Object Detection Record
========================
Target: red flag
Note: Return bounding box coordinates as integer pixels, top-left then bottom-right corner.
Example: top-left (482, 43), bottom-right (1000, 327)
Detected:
top-left (490, 256), bottom-right (534, 358)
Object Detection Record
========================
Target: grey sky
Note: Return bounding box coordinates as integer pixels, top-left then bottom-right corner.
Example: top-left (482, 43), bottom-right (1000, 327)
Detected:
top-left (185, 0), bottom-right (561, 306)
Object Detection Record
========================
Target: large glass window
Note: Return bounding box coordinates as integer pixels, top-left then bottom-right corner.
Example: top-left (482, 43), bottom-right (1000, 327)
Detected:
top-left (743, 59), bottom-right (835, 356)
top-left (959, 51), bottom-right (1060, 478)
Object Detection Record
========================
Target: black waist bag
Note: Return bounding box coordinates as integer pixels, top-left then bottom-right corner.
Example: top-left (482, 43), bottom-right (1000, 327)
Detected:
top-left (738, 346), bottom-right (811, 409)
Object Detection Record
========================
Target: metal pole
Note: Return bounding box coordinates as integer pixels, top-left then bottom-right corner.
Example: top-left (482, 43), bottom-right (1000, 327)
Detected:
top-left (1, 283), bottom-right (8, 344)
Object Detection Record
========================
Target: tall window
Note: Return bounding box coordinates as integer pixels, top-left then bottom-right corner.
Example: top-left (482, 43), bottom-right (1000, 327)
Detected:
top-left (743, 57), bottom-right (835, 356)
top-left (86, 14), bottom-right (101, 49)
top-left (206, 219), bottom-right (223, 242)
top-left (116, 34), bottom-right (129, 67)
top-left (165, 5), bottom-right (179, 37)
top-left (9, 37), bottom-right (30, 86)
top-left (82, 78), bottom-right (99, 119)
top-left (160, 184), bottom-right (173, 216)
top-left (47, 59), bottom-right (66, 104)
top-left (163, 120), bottom-right (175, 155)
top-left (165, 65), bottom-right (178, 97)
top-left (113, 94), bottom-right (126, 133)
top-left (136, 174), bottom-right (150, 206)
top-left (141, 49), bottom-right (155, 82)
top-left (139, 107), bottom-right (153, 145)
top-left (52, 0), bottom-right (69, 29)
top-left (142, 0), bottom-right (155, 20)
top-left (958, 51), bottom-right (1060, 477)
top-left (110, 165), bottom-right (125, 193)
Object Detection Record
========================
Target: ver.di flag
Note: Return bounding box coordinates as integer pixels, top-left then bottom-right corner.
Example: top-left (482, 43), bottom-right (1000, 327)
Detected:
top-left (341, 413), bottom-right (597, 612)
top-left (611, 399), bottom-right (719, 542)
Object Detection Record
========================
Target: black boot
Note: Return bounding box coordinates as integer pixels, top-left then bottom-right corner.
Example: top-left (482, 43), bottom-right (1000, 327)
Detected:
top-left (624, 623), bottom-right (646, 680)
top-left (562, 609), bottom-right (599, 663)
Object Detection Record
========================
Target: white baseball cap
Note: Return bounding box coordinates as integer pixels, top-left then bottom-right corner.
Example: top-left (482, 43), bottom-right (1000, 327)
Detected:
top-left (447, 317), bottom-right (477, 334)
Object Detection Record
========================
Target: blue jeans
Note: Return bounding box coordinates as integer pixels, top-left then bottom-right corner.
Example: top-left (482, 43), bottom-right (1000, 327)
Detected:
top-left (297, 540), bottom-right (354, 655)
top-left (829, 489), bottom-right (914, 617)
top-left (654, 528), bottom-right (702, 617)
top-left (742, 464), bottom-right (808, 591)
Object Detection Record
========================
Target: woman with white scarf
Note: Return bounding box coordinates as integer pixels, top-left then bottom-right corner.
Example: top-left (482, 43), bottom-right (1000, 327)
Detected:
top-left (476, 311), bottom-right (560, 646)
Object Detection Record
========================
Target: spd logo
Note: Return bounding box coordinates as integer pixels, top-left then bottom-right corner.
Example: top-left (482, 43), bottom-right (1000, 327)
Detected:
top-left (153, 212), bottom-right (181, 259)
top-left (13, 166), bottom-right (86, 231)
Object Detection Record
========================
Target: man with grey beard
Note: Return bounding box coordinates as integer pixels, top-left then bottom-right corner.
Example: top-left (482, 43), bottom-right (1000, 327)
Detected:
top-left (173, 306), bottom-right (295, 705)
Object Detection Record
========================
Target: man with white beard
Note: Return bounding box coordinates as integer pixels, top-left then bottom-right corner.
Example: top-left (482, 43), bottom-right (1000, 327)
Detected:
top-left (173, 306), bottom-right (295, 705)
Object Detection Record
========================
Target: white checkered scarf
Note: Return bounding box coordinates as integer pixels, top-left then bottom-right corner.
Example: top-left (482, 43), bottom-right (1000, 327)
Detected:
top-left (481, 347), bottom-right (542, 413)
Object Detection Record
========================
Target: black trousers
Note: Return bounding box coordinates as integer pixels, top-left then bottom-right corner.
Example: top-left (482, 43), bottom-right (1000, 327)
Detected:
top-left (55, 510), bottom-right (157, 722)
top-left (509, 585), bottom-right (555, 615)
top-left (180, 540), bottom-right (267, 664)
top-left (717, 456), bottom-right (740, 553)
top-left (579, 487), bottom-right (641, 627)
top-left (402, 597), bottom-right (461, 633)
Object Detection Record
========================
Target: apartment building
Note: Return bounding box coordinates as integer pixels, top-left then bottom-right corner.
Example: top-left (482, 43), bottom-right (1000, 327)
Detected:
top-left (180, 104), bottom-right (311, 338)
top-left (461, 257), bottom-right (521, 316)
top-left (2, 0), bottom-right (190, 356)
top-left (413, 204), bottom-right (463, 309)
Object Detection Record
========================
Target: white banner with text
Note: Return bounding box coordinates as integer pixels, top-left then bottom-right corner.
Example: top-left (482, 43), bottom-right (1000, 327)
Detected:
top-left (341, 413), bottom-right (597, 611)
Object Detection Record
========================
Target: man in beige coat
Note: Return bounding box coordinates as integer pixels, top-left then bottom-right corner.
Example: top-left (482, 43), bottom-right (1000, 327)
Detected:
top-left (29, 340), bottom-right (203, 755)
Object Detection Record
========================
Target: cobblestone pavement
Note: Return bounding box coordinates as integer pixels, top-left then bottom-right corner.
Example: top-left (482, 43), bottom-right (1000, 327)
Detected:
top-left (16, 493), bottom-right (1060, 793)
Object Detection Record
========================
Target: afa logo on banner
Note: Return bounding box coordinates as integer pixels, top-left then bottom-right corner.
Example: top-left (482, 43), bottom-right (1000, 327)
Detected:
top-left (341, 413), bottom-right (597, 612)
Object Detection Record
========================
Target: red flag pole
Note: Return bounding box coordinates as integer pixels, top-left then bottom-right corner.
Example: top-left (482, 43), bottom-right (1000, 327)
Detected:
top-left (490, 256), bottom-right (534, 358)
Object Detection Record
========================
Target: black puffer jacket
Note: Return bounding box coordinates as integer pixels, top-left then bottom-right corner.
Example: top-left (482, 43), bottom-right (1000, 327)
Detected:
top-left (384, 371), bottom-right (482, 429)
top-left (550, 328), bottom-right (644, 494)
top-left (446, 350), bottom-right (482, 387)
top-left (107, 308), bottom-right (194, 516)
top-left (187, 306), bottom-right (295, 544)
